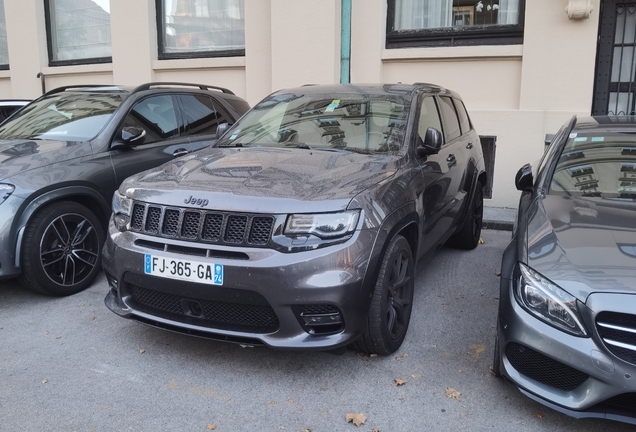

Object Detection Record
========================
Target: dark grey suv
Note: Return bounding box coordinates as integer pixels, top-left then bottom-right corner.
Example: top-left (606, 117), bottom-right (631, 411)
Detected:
top-left (0, 83), bottom-right (249, 296)
top-left (102, 83), bottom-right (487, 354)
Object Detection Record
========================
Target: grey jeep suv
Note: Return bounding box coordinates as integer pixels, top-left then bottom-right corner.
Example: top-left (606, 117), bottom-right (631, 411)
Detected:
top-left (102, 83), bottom-right (487, 355)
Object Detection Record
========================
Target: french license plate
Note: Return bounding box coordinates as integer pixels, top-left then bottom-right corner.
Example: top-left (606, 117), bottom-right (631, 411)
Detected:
top-left (144, 254), bottom-right (223, 285)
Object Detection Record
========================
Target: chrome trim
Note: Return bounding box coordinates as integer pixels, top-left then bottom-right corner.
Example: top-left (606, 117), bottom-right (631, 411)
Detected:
top-left (597, 321), bottom-right (636, 335)
top-left (603, 339), bottom-right (636, 353)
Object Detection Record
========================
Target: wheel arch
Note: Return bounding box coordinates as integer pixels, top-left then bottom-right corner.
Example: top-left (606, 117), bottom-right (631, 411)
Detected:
top-left (15, 186), bottom-right (111, 268)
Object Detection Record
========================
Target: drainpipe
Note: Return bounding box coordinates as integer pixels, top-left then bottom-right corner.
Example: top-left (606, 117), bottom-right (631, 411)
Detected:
top-left (36, 72), bottom-right (46, 94)
top-left (340, 0), bottom-right (352, 84)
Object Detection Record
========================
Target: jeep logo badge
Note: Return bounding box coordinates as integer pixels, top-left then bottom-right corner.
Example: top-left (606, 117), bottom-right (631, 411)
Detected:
top-left (184, 196), bottom-right (209, 207)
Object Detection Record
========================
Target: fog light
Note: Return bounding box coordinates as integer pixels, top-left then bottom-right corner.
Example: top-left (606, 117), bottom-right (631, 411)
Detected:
top-left (302, 314), bottom-right (342, 325)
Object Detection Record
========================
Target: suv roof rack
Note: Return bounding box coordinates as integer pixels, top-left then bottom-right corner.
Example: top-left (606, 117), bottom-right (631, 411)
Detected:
top-left (43, 84), bottom-right (124, 97)
top-left (131, 82), bottom-right (235, 95)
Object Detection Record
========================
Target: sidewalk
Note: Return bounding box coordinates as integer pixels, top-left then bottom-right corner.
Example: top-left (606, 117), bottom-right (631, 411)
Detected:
top-left (483, 206), bottom-right (516, 231)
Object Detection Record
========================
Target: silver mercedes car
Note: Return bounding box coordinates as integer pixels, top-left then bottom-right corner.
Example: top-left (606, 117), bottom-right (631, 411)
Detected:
top-left (494, 115), bottom-right (636, 425)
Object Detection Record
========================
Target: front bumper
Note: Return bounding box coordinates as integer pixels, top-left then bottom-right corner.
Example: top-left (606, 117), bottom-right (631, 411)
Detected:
top-left (498, 275), bottom-right (636, 424)
top-left (102, 219), bottom-right (378, 350)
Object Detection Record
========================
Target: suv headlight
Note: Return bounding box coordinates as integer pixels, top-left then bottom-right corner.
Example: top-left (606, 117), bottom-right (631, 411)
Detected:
top-left (515, 263), bottom-right (587, 337)
top-left (112, 190), bottom-right (132, 232)
top-left (284, 210), bottom-right (360, 239)
top-left (0, 183), bottom-right (14, 205)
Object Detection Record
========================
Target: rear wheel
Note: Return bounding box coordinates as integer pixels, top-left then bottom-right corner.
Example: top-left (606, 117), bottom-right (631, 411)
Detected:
top-left (352, 234), bottom-right (415, 355)
top-left (447, 183), bottom-right (483, 250)
top-left (18, 201), bottom-right (104, 296)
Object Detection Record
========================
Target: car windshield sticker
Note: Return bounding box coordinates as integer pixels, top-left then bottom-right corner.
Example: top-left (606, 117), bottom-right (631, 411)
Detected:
top-left (569, 132), bottom-right (578, 138)
top-left (574, 137), bottom-right (587, 142)
top-left (591, 136), bottom-right (605, 142)
top-left (229, 134), bottom-right (237, 140)
top-left (325, 99), bottom-right (341, 113)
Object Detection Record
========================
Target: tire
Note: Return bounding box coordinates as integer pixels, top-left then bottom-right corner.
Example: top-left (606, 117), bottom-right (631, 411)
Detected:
top-left (18, 201), bottom-right (104, 296)
top-left (447, 182), bottom-right (483, 250)
top-left (352, 234), bottom-right (415, 355)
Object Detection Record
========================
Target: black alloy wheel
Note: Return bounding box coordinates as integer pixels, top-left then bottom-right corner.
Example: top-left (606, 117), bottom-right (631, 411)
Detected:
top-left (352, 234), bottom-right (415, 355)
top-left (18, 201), bottom-right (104, 296)
top-left (447, 183), bottom-right (484, 250)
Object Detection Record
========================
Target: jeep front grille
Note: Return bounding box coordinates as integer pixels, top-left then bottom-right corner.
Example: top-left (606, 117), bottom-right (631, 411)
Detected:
top-left (597, 311), bottom-right (636, 365)
top-left (129, 201), bottom-right (275, 247)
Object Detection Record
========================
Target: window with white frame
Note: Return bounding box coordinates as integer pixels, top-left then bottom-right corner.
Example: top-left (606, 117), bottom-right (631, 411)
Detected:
top-left (0, 0), bottom-right (8, 68)
top-left (45, 0), bottom-right (112, 65)
top-left (158, 0), bottom-right (245, 59)
top-left (387, 0), bottom-right (524, 48)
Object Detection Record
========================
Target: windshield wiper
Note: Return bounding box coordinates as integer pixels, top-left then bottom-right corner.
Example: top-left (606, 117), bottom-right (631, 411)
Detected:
top-left (217, 142), bottom-right (247, 147)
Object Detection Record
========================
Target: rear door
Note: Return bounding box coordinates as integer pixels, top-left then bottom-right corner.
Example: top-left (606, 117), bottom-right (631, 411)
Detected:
top-left (110, 94), bottom-right (193, 185)
top-left (177, 94), bottom-right (236, 152)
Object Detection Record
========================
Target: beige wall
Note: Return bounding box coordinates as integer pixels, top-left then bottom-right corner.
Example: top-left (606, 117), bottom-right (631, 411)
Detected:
top-left (0, 0), bottom-right (604, 208)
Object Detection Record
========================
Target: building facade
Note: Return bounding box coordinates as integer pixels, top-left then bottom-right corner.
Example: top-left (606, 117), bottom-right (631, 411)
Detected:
top-left (0, 0), bottom-right (618, 208)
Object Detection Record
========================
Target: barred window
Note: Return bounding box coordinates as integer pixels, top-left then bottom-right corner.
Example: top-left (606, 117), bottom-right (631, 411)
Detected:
top-left (45, 0), bottom-right (112, 65)
top-left (158, 0), bottom-right (245, 59)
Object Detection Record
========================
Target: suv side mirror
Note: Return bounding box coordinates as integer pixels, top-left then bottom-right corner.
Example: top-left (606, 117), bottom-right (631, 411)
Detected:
top-left (216, 122), bottom-right (230, 139)
top-left (416, 127), bottom-right (443, 158)
top-left (112, 126), bottom-right (146, 150)
top-left (515, 163), bottom-right (534, 192)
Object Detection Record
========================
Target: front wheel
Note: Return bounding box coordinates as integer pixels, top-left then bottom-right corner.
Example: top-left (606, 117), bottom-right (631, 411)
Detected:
top-left (352, 234), bottom-right (415, 355)
top-left (18, 201), bottom-right (104, 296)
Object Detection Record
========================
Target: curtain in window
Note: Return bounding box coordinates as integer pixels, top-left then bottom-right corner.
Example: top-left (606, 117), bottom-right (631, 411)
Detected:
top-left (498, 0), bottom-right (520, 25)
top-left (395, 0), bottom-right (453, 30)
top-left (162, 0), bottom-right (245, 54)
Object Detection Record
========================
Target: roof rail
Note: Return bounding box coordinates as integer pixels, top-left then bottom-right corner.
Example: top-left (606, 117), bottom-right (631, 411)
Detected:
top-left (131, 82), bottom-right (235, 95)
top-left (42, 84), bottom-right (121, 98)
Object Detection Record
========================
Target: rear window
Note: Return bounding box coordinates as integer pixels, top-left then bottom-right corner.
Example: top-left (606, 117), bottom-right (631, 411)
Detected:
top-left (550, 131), bottom-right (636, 199)
top-left (224, 98), bottom-right (251, 116)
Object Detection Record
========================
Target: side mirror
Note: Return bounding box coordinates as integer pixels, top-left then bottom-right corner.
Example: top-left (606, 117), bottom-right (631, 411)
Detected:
top-left (416, 127), bottom-right (443, 158)
top-left (515, 163), bottom-right (534, 192)
top-left (112, 126), bottom-right (146, 150)
top-left (216, 122), bottom-right (230, 139)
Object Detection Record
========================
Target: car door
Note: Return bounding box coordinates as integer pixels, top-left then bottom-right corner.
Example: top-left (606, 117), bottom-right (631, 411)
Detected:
top-left (415, 95), bottom-right (455, 256)
top-left (177, 94), bottom-right (236, 152)
top-left (109, 94), bottom-right (193, 185)
top-left (437, 95), bottom-right (467, 227)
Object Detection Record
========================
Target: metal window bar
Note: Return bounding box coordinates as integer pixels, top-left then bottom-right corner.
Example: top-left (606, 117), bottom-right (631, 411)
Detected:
top-left (610, 4), bottom-right (636, 115)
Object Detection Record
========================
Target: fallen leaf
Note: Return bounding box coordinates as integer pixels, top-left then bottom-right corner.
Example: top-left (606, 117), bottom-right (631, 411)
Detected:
top-left (297, 405), bottom-right (303, 410)
top-left (345, 413), bottom-right (366, 427)
top-left (372, 429), bottom-right (381, 432)
top-left (206, 424), bottom-right (217, 430)
top-left (288, 398), bottom-right (295, 403)
top-left (445, 388), bottom-right (461, 401)
top-left (42, 379), bottom-right (48, 384)
top-left (139, 349), bottom-right (145, 354)
top-left (90, 316), bottom-right (96, 321)
top-left (495, 270), bottom-right (501, 277)
top-left (478, 237), bottom-right (485, 244)
top-left (395, 353), bottom-right (408, 361)
top-left (267, 400), bottom-right (276, 405)
top-left (468, 344), bottom-right (486, 362)
top-left (369, 354), bottom-right (378, 358)
top-left (45, 331), bottom-right (49, 335)
top-left (533, 412), bottom-right (543, 419)
top-left (302, 428), bottom-right (312, 432)
top-left (458, 369), bottom-right (464, 373)
top-left (394, 378), bottom-right (407, 386)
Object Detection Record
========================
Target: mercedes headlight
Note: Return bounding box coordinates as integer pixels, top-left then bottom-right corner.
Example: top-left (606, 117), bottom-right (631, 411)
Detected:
top-left (284, 210), bottom-right (360, 239)
top-left (112, 190), bottom-right (132, 232)
top-left (515, 263), bottom-right (587, 337)
top-left (0, 183), bottom-right (14, 205)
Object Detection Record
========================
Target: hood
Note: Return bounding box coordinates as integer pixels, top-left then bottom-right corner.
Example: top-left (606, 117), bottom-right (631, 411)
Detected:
top-left (0, 139), bottom-right (91, 181)
top-left (121, 146), bottom-right (399, 213)
top-left (526, 194), bottom-right (636, 301)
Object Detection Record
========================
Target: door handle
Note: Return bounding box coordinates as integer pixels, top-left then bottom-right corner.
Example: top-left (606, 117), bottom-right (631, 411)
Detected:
top-left (173, 148), bottom-right (189, 157)
top-left (446, 154), bottom-right (456, 163)
top-left (466, 143), bottom-right (473, 149)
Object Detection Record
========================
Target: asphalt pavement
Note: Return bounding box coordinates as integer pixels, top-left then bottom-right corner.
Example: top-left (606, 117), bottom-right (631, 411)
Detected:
top-left (1, 230), bottom-right (632, 432)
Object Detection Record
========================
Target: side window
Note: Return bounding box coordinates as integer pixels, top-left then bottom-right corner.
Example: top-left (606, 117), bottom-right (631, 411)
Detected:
top-left (122, 95), bottom-right (178, 145)
top-left (418, 96), bottom-right (443, 142)
top-left (439, 96), bottom-right (461, 142)
top-left (179, 95), bottom-right (231, 137)
top-left (453, 99), bottom-right (471, 135)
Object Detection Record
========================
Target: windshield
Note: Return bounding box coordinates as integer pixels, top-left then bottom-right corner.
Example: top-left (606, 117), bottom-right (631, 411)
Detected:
top-left (550, 131), bottom-right (636, 199)
top-left (216, 92), bottom-right (410, 154)
top-left (0, 92), bottom-right (123, 141)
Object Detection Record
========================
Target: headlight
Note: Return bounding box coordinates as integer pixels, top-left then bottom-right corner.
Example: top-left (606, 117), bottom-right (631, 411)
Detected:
top-left (0, 183), bottom-right (14, 205)
top-left (515, 263), bottom-right (587, 337)
top-left (112, 190), bottom-right (132, 232)
top-left (284, 210), bottom-right (360, 239)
